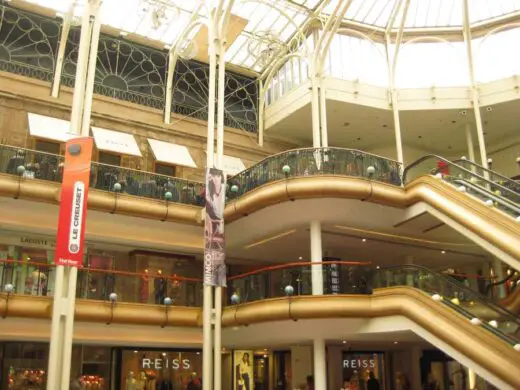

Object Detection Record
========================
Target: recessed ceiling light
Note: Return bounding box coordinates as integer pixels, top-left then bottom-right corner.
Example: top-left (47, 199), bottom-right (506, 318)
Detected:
top-left (451, 120), bottom-right (456, 124)
top-left (357, 137), bottom-right (361, 141)
top-left (133, 350), bottom-right (138, 354)
top-left (441, 250), bottom-right (446, 254)
top-left (382, 124), bottom-right (387, 128)
top-left (342, 340), bottom-right (347, 344)
top-left (418, 136), bottom-right (422, 139)
top-left (298, 256), bottom-right (303, 260)
top-left (362, 238), bottom-right (367, 242)
top-left (394, 341), bottom-right (398, 344)
top-left (343, 122), bottom-right (350, 127)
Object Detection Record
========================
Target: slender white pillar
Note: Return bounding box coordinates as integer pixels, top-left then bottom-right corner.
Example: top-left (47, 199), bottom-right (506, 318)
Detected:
top-left (47, 3), bottom-right (101, 389)
top-left (319, 80), bottom-right (328, 148)
top-left (465, 123), bottom-right (476, 163)
top-left (313, 338), bottom-right (327, 390)
top-left (467, 368), bottom-right (476, 390)
top-left (213, 286), bottom-right (222, 390)
top-left (51, 2), bottom-right (75, 98)
top-left (311, 76), bottom-right (321, 148)
top-left (310, 220), bottom-right (323, 295)
top-left (493, 257), bottom-right (506, 299)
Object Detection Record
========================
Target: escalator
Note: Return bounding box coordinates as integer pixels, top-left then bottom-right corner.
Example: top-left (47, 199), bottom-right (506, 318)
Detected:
top-left (404, 155), bottom-right (520, 221)
top-left (224, 262), bottom-right (520, 389)
top-left (403, 156), bottom-right (520, 269)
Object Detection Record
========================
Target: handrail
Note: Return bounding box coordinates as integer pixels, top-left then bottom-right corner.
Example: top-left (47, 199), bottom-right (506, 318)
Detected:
top-left (378, 264), bottom-right (520, 325)
top-left (0, 258), bottom-right (201, 283)
top-left (227, 260), bottom-right (372, 281)
top-left (403, 154), bottom-right (519, 201)
top-left (453, 158), bottom-right (520, 193)
top-left (229, 146), bottom-right (401, 180)
top-left (453, 179), bottom-right (520, 213)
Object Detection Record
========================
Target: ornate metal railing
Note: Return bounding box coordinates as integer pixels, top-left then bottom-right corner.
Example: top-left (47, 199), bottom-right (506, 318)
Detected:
top-left (0, 144), bottom-right (205, 206)
top-left (226, 147), bottom-right (402, 200)
top-left (0, 5), bottom-right (60, 83)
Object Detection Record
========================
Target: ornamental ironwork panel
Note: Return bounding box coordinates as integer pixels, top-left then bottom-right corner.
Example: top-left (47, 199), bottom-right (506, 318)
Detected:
top-left (172, 58), bottom-right (258, 133)
top-left (0, 5), bottom-right (60, 82)
top-left (62, 29), bottom-right (167, 110)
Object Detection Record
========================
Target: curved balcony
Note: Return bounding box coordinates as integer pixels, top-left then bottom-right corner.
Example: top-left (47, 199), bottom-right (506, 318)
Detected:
top-left (226, 147), bottom-right (402, 201)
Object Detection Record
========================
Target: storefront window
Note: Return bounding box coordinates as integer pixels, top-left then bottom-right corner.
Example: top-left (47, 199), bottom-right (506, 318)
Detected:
top-left (120, 349), bottom-right (202, 390)
top-left (342, 352), bottom-right (385, 390)
top-left (1, 343), bottom-right (48, 389)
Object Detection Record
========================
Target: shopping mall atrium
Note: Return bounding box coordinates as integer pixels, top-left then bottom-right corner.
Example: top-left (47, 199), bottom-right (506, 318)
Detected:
top-left (0, 0), bottom-right (520, 389)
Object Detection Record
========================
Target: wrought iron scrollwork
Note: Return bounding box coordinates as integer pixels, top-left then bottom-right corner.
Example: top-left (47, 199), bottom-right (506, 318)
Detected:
top-left (0, 5), bottom-right (59, 82)
top-left (62, 30), bottom-right (167, 110)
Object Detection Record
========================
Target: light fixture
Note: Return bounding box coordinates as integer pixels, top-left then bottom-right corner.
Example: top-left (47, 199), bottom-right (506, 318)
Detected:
top-left (434, 173), bottom-right (443, 179)
top-left (393, 341), bottom-right (398, 344)
top-left (484, 199), bottom-right (494, 207)
top-left (113, 183), bottom-right (122, 192)
top-left (470, 318), bottom-right (481, 326)
top-left (2, 283), bottom-right (14, 319)
top-left (432, 294), bottom-right (442, 301)
top-left (109, 293), bottom-right (118, 302)
top-left (107, 293), bottom-right (117, 325)
top-left (488, 320), bottom-right (498, 328)
top-left (196, 352), bottom-right (201, 355)
top-left (460, 156), bottom-right (467, 160)
top-left (133, 350), bottom-right (138, 354)
top-left (342, 340), bottom-right (347, 344)
top-left (376, 266), bottom-right (380, 269)
top-left (164, 297), bottom-right (172, 306)
top-left (264, 348), bottom-right (268, 351)
top-left (284, 285), bottom-right (294, 296)
top-left (282, 165), bottom-right (290, 175)
top-left (367, 166), bottom-right (375, 176)
top-left (457, 185), bottom-right (466, 192)
top-left (298, 256), bottom-right (303, 260)
top-left (4, 284), bottom-right (14, 294)
top-left (231, 185), bottom-right (238, 193)
top-left (231, 293), bottom-right (240, 305)
top-left (362, 238), bottom-right (367, 242)
top-left (441, 250), bottom-right (446, 254)
top-left (514, 344), bottom-right (520, 352)
top-left (450, 298), bottom-right (460, 305)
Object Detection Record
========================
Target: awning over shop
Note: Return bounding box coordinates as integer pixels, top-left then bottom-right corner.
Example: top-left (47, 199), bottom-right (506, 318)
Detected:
top-left (27, 113), bottom-right (75, 142)
top-left (215, 154), bottom-right (246, 176)
top-left (91, 127), bottom-right (142, 157)
top-left (147, 139), bottom-right (197, 168)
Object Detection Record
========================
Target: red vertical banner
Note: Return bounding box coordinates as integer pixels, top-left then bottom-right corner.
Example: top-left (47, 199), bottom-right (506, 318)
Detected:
top-left (54, 137), bottom-right (93, 267)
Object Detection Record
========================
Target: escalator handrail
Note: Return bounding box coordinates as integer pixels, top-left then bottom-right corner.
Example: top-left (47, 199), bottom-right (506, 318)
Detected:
top-left (377, 264), bottom-right (520, 326)
top-left (453, 159), bottom-right (520, 194)
top-left (452, 178), bottom-right (520, 214)
top-left (403, 155), bottom-right (520, 202)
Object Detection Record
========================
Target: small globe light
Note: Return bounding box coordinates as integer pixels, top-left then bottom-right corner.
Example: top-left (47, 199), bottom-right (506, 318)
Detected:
top-left (450, 298), bottom-right (460, 306)
top-left (231, 185), bottom-right (238, 193)
top-left (484, 199), bottom-right (494, 207)
top-left (367, 166), bottom-right (375, 175)
top-left (16, 165), bottom-right (25, 175)
top-left (434, 173), bottom-right (443, 179)
top-left (487, 158), bottom-right (493, 164)
top-left (164, 191), bottom-right (173, 201)
top-left (109, 292), bottom-right (118, 302)
top-left (488, 320), bottom-right (498, 328)
top-left (164, 297), bottom-right (172, 306)
top-left (431, 294), bottom-right (442, 302)
top-left (284, 285), bottom-right (294, 296)
top-left (4, 283), bottom-right (14, 293)
top-left (113, 183), bottom-right (122, 192)
top-left (470, 177), bottom-right (478, 183)
top-left (230, 293), bottom-right (240, 304)
top-left (282, 165), bottom-right (291, 174)
top-left (460, 156), bottom-right (467, 160)
top-left (514, 344), bottom-right (520, 352)
top-left (516, 216), bottom-right (520, 223)
top-left (516, 157), bottom-right (520, 164)
top-left (494, 190), bottom-right (501, 196)
top-left (470, 318), bottom-right (481, 326)
top-left (457, 186), bottom-right (466, 192)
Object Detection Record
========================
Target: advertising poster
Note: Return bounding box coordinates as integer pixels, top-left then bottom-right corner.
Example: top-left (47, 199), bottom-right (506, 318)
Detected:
top-left (234, 350), bottom-right (254, 390)
top-left (203, 167), bottom-right (226, 286)
top-left (54, 137), bottom-right (93, 267)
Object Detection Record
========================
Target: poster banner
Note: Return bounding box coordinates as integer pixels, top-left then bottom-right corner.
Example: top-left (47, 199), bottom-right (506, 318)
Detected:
top-left (203, 167), bottom-right (226, 286)
top-left (233, 350), bottom-right (254, 390)
top-left (54, 137), bottom-right (93, 267)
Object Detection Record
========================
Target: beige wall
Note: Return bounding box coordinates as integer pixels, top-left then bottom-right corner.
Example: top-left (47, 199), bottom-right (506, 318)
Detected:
top-left (488, 137), bottom-right (520, 178)
top-left (291, 345), bottom-right (313, 389)
top-left (0, 71), bottom-right (296, 181)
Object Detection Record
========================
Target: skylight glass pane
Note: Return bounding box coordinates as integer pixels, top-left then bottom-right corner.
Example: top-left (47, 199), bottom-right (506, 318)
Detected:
top-left (474, 28), bottom-right (520, 82)
top-left (395, 41), bottom-right (469, 88)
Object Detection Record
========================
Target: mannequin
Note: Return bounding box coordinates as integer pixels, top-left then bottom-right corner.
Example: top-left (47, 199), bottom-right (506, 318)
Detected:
top-left (126, 371), bottom-right (137, 390)
top-left (135, 371), bottom-right (146, 390)
top-left (28, 269), bottom-right (47, 295)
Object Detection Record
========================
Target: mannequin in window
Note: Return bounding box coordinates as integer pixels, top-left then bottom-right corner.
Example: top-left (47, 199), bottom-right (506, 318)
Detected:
top-left (135, 371), bottom-right (146, 390)
top-left (126, 371), bottom-right (137, 390)
top-left (154, 270), bottom-right (166, 304)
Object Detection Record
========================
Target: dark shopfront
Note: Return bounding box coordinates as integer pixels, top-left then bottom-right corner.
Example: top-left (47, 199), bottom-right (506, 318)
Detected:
top-left (0, 343), bottom-right (202, 390)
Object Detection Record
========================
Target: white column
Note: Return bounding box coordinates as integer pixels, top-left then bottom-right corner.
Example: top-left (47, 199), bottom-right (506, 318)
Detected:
top-left (465, 123), bottom-right (476, 163)
top-left (493, 257), bottom-right (506, 299)
top-left (313, 338), bottom-right (327, 390)
top-left (311, 75), bottom-right (321, 148)
top-left (47, 2), bottom-right (101, 389)
top-left (51, 2), bottom-right (75, 98)
top-left (310, 220), bottom-right (323, 295)
top-left (467, 368), bottom-right (476, 390)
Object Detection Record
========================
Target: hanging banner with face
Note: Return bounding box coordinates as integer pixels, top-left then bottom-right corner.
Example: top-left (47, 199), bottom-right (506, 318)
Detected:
top-left (55, 137), bottom-right (93, 267)
top-left (234, 350), bottom-right (254, 390)
top-left (203, 167), bottom-right (226, 286)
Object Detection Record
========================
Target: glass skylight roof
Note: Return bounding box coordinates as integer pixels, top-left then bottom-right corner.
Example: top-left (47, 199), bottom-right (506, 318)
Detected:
top-left (18, 0), bottom-right (520, 73)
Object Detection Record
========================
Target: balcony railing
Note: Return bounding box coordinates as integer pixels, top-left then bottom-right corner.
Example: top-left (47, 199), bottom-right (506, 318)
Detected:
top-left (226, 147), bottom-right (402, 201)
top-left (0, 259), bottom-right (202, 307)
top-left (0, 144), bottom-right (205, 207)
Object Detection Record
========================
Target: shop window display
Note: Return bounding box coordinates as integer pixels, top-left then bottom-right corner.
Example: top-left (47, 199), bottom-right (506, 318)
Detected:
top-left (342, 352), bottom-right (385, 390)
top-left (120, 349), bottom-right (202, 390)
top-left (1, 343), bottom-right (48, 389)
